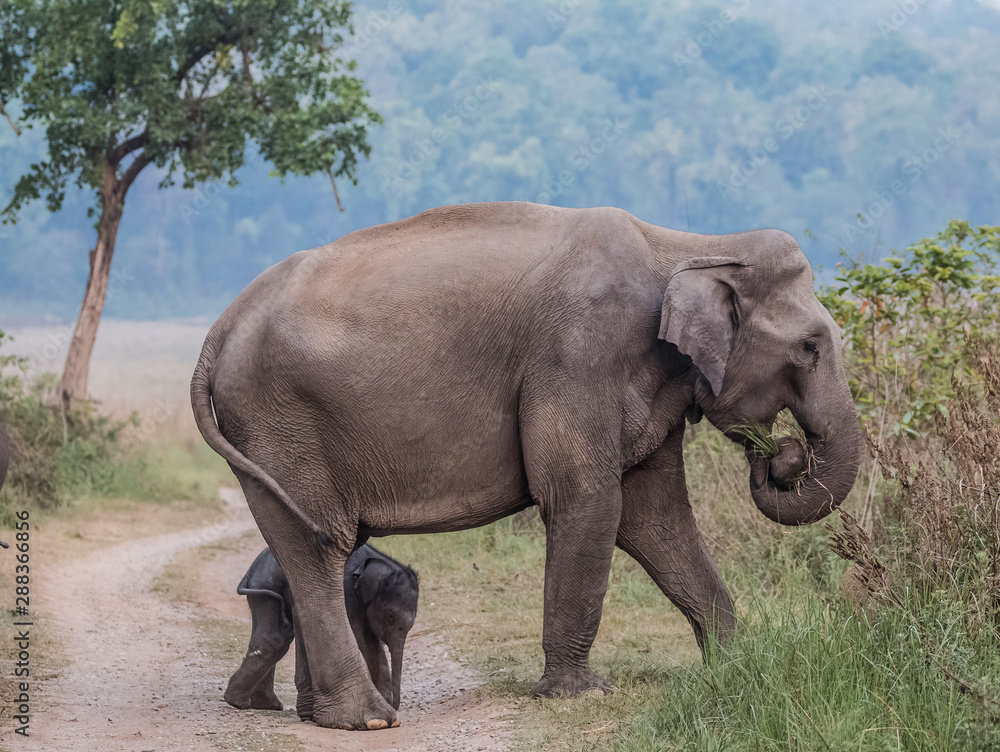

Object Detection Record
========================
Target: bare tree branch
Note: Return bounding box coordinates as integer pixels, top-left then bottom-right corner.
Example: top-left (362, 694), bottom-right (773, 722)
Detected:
top-left (110, 131), bottom-right (150, 164)
top-left (117, 152), bottom-right (154, 196)
top-left (0, 100), bottom-right (21, 136)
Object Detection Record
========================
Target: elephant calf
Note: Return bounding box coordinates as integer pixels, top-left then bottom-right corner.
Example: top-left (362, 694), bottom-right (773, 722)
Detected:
top-left (225, 544), bottom-right (419, 712)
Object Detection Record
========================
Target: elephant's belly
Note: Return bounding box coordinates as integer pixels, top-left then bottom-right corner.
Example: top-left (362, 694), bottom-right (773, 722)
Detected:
top-left (358, 494), bottom-right (535, 536)
top-left (356, 468), bottom-right (534, 536)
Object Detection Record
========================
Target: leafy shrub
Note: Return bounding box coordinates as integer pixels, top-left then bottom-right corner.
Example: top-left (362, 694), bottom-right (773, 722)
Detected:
top-left (819, 220), bottom-right (1000, 439)
top-left (0, 330), bottom-right (141, 525)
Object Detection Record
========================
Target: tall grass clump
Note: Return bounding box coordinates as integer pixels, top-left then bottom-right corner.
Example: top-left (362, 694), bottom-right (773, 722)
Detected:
top-left (607, 590), bottom-right (999, 752)
top-left (827, 338), bottom-right (1000, 702)
top-left (0, 330), bottom-right (223, 526)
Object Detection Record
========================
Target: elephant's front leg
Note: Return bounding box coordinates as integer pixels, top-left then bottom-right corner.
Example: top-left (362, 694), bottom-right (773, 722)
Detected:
top-left (524, 412), bottom-right (623, 697)
top-left (535, 495), bottom-right (621, 697)
top-left (616, 428), bottom-right (735, 649)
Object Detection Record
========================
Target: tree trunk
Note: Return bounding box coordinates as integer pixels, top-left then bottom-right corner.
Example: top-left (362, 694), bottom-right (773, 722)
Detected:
top-left (57, 165), bottom-right (124, 413)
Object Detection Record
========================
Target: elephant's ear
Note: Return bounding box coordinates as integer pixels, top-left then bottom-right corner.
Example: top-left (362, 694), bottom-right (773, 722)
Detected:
top-left (355, 559), bottom-right (393, 605)
top-left (659, 256), bottom-right (744, 396)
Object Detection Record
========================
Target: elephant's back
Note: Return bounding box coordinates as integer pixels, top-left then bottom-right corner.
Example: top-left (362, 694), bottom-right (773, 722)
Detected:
top-left (209, 201), bottom-right (655, 419)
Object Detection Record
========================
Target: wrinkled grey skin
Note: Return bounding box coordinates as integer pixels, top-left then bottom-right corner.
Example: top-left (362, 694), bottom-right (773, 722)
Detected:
top-left (192, 202), bottom-right (861, 730)
top-left (225, 544), bottom-right (418, 715)
top-left (1, 421), bottom-right (9, 549)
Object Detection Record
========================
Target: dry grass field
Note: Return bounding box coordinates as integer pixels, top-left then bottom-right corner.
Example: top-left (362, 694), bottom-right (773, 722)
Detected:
top-left (3, 318), bottom-right (212, 439)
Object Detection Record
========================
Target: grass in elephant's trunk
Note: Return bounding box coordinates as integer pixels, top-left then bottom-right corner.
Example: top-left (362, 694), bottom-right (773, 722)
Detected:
top-left (729, 410), bottom-right (816, 492)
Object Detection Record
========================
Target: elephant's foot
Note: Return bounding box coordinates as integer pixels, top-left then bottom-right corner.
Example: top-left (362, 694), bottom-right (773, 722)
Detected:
top-left (312, 690), bottom-right (400, 730)
top-left (224, 680), bottom-right (253, 710)
top-left (534, 667), bottom-right (615, 698)
top-left (295, 689), bottom-right (314, 722)
top-left (249, 689), bottom-right (285, 711)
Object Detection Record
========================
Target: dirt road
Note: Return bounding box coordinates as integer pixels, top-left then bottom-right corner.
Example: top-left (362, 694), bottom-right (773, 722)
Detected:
top-left (11, 490), bottom-right (512, 752)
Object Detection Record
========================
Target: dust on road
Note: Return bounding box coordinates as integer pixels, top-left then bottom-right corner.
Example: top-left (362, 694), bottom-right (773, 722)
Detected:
top-left (6, 489), bottom-right (512, 752)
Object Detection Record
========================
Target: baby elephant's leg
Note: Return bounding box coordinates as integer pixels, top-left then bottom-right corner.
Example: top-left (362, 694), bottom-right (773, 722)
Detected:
top-left (225, 594), bottom-right (293, 710)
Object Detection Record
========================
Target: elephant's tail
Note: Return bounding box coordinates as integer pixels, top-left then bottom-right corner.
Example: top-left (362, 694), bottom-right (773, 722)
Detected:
top-left (236, 580), bottom-right (293, 629)
top-left (190, 328), bottom-right (334, 549)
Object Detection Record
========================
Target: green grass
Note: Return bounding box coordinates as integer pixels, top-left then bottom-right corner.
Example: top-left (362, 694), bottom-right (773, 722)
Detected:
top-left (0, 431), bottom-right (232, 526)
top-left (605, 592), bottom-right (998, 751)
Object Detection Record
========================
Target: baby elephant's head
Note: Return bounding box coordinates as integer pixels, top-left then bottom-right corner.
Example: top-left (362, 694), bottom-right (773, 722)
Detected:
top-left (356, 559), bottom-right (420, 709)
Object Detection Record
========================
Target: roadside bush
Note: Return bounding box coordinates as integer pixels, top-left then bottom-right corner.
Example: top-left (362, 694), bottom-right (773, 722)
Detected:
top-left (827, 337), bottom-right (1000, 702)
top-left (0, 330), bottom-right (172, 526)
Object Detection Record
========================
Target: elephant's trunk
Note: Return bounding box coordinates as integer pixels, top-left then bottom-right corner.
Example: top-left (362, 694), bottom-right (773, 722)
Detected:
top-left (745, 386), bottom-right (861, 526)
top-left (389, 637), bottom-right (405, 710)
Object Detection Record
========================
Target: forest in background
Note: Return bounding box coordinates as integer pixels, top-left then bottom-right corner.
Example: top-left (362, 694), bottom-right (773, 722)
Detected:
top-left (1, 0), bottom-right (998, 320)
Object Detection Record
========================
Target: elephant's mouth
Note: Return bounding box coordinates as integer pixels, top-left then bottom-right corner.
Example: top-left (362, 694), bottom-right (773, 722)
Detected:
top-left (722, 405), bottom-right (857, 527)
top-left (729, 421), bottom-right (809, 485)
top-left (747, 435), bottom-right (815, 492)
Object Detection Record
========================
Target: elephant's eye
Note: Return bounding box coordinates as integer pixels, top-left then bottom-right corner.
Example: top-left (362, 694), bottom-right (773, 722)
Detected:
top-left (803, 340), bottom-right (818, 354)
top-left (386, 612), bottom-right (395, 624)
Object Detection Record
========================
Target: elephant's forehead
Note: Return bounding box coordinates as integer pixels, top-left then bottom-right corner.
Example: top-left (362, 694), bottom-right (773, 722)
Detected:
top-left (750, 293), bottom-right (836, 338)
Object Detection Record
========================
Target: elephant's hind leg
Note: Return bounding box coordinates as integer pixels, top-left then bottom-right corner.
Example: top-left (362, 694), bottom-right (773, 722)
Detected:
top-left (225, 594), bottom-right (291, 710)
top-left (234, 469), bottom-right (398, 730)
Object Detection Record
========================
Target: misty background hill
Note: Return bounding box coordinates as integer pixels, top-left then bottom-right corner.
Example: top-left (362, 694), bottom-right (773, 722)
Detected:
top-left (1, 0), bottom-right (998, 321)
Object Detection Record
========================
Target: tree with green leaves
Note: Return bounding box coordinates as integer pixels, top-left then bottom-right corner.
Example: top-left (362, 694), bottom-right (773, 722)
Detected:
top-left (0, 0), bottom-right (380, 411)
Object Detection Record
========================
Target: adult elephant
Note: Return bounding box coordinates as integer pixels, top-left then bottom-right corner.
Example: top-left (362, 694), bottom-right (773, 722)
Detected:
top-left (191, 202), bottom-right (861, 730)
